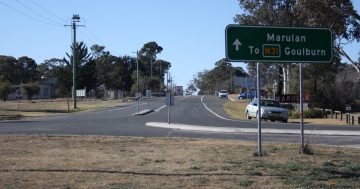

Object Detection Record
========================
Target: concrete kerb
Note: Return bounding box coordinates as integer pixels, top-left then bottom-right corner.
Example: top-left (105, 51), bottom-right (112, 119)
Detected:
top-left (132, 109), bottom-right (154, 116)
top-left (145, 122), bottom-right (360, 136)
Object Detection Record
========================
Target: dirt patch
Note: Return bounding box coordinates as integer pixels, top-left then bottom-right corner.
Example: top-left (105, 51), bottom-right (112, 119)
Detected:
top-left (0, 135), bottom-right (359, 188)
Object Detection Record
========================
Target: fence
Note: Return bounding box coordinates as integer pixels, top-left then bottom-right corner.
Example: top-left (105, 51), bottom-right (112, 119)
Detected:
top-left (315, 108), bottom-right (360, 126)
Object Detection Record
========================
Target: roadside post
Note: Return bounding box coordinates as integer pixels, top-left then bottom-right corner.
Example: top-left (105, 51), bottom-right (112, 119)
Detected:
top-left (166, 93), bottom-right (174, 124)
top-left (256, 62), bottom-right (262, 156)
top-left (299, 63), bottom-right (304, 150)
top-left (135, 92), bottom-right (142, 113)
top-left (346, 105), bottom-right (351, 125)
top-left (226, 25), bottom-right (332, 155)
top-left (146, 90), bottom-right (152, 108)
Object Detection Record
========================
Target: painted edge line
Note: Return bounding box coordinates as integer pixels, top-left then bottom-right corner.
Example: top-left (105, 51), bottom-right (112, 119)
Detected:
top-left (200, 95), bottom-right (234, 121)
top-left (155, 105), bottom-right (167, 112)
top-left (145, 122), bottom-right (360, 136)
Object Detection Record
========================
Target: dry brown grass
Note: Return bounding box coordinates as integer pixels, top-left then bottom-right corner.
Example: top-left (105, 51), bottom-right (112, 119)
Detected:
top-left (0, 99), bottom-right (127, 119)
top-left (0, 135), bottom-right (359, 188)
top-left (224, 97), bottom-right (349, 126)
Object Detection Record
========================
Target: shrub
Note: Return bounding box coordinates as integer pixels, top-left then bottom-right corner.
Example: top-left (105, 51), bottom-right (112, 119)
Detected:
top-left (21, 82), bottom-right (40, 101)
top-left (304, 109), bottom-right (323, 118)
top-left (290, 109), bottom-right (323, 119)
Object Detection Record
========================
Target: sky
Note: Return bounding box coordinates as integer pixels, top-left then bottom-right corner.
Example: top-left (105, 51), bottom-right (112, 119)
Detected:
top-left (0, 0), bottom-right (359, 88)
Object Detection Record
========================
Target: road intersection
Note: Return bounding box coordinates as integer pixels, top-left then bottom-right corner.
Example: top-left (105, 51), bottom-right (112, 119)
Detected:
top-left (0, 95), bottom-right (359, 148)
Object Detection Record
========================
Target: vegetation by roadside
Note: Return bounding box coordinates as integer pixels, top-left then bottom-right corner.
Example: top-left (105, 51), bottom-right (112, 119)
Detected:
top-left (0, 99), bottom-right (128, 120)
top-left (224, 97), bottom-right (349, 125)
top-left (0, 135), bottom-right (359, 188)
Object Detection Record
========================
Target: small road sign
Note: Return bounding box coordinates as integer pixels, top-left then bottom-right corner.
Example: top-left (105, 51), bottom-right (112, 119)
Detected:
top-left (225, 25), bottom-right (333, 63)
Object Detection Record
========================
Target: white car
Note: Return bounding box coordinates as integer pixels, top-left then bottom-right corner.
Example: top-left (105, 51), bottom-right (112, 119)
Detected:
top-left (218, 90), bottom-right (228, 98)
top-left (245, 99), bottom-right (288, 122)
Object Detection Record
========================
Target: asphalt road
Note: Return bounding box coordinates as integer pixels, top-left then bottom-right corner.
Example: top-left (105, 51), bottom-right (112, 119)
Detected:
top-left (0, 95), bottom-right (359, 147)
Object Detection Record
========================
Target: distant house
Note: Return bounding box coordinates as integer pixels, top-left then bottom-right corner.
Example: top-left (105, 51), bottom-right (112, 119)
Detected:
top-left (7, 78), bottom-right (57, 100)
top-left (233, 76), bottom-right (265, 89)
top-left (8, 84), bottom-right (50, 100)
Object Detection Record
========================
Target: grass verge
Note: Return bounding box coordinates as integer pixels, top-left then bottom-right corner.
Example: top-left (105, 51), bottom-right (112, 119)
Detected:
top-left (0, 99), bottom-right (127, 120)
top-left (224, 98), bottom-right (348, 125)
top-left (0, 135), bottom-right (359, 188)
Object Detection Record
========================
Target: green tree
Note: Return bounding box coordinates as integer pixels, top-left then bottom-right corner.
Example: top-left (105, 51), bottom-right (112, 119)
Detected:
top-left (45, 58), bottom-right (72, 97)
top-left (21, 81), bottom-right (40, 101)
top-left (139, 41), bottom-right (163, 78)
top-left (0, 80), bottom-right (11, 101)
top-left (91, 45), bottom-right (119, 91)
top-left (37, 62), bottom-right (51, 80)
top-left (90, 44), bottom-right (109, 59)
top-left (234, 0), bottom-right (360, 107)
top-left (17, 56), bottom-right (39, 83)
top-left (153, 59), bottom-right (171, 91)
top-left (94, 54), bottom-right (117, 89)
top-left (78, 59), bottom-right (97, 91)
top-left (191, 58), bottom-right (247, 94)
top-left (66, 41), bottom-right (92, 91)
top-left (112, 56), bottom-right (136, 91)
top-left (0, 55), bottom-right (18, 83)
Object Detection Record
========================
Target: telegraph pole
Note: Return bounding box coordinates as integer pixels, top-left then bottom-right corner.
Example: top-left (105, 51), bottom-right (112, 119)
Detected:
top-left (65, 14), bottom-right (84, 109)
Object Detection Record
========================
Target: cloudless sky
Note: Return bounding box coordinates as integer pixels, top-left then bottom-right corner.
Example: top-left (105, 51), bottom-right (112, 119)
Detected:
top-left (0, 0), bottom-right (359, 88)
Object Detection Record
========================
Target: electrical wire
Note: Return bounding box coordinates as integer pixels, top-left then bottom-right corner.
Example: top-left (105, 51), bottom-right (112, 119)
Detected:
top-left (78, 29), bottom-right (97, 47)
top-left (14, 0), bottom-right (63, 26)
top-left (81, 18), bottom-right (106, 46)
top-left (0, 0), bottom-right (62, 26)
top-left (29, 0), bottom-right (65, 24)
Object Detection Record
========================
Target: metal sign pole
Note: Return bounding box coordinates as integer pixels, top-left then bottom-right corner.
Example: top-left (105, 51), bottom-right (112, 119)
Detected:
top-left (300, 63), bottom-right (305, 153)
top-left (167, 71), bottom-right (170, 124)
top-left (257, 62), bottom-right (262, 156)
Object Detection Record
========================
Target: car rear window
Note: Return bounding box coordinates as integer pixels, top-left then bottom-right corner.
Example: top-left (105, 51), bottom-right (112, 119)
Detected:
top-left (261, 100), bottom-right (280, 107)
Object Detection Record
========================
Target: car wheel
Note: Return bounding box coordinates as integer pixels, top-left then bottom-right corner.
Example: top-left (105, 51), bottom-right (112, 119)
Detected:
top-left (246, 111), bottom-right (251, 120)
top-left (282, 119), bottom-right (288, 123)
top-left (271, 119), bottom-right (275, 122)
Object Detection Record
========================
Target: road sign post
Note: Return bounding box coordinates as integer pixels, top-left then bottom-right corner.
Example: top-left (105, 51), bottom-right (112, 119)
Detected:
top-left (226, 25), bottom-right (333, 155)
top-left (256, 62), bottom-right (262, 156)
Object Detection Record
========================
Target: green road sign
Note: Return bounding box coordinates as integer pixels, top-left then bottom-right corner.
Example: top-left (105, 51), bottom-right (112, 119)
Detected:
top-left (225, 25), bottom-right (333, 63)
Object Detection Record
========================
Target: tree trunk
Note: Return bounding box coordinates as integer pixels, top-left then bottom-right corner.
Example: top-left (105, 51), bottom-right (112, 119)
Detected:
top-left (282, 66), bottom-right (287, 94)
top-left (67, 91), bottom-right (70, 112)
top-left (277, 66), bottom-right (283, 95)
top-left (281, 65), bottom-right (291, 94)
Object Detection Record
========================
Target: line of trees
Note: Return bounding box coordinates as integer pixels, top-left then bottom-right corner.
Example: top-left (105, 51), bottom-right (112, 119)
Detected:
top-left (190, 0), bottom-right (360, 111)
top-left (188, 58), bottom-right (247, 95)
top-left (0, 41), bottom-right (171, 101)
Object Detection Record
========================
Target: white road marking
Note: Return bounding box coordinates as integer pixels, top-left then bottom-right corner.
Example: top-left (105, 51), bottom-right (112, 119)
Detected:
top-left (155, 105), bottom-right (167, 112)
top-left (146, 122), bottom-right (360, 136)
top-left (108, 105), bottom-right (137, 112)
top-left (200, 95), bottom-right (236, 121)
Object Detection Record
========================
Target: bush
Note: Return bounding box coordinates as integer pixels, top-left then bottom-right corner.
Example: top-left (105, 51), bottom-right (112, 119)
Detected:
top-left (304, 109), bottom-right (323, 118)
top-left (290, 109), bottom-right (323, 119)
top-left (21, 82), bottom-right (40, 101)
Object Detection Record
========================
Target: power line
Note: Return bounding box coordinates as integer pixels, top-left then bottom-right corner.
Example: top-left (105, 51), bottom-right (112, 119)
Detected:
top-left (14, 0), bottom-right (63, 26)
top-left (29, 0), bottom-right (65, 24)
top-left (84, 27), bottom-right (103, 45)
top-left (81, 18), bottom-right (106, 46)
top-left (0, 0), bottom-right (61, 26)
